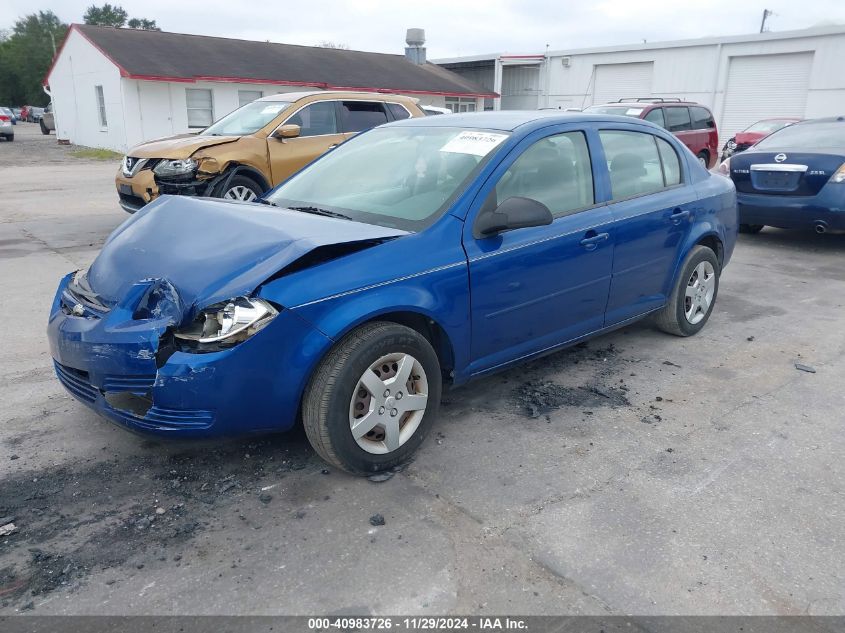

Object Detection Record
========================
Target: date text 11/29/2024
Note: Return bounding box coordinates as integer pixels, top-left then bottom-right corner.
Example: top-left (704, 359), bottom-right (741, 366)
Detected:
top-left (308, 617), bottom-right (527, 630)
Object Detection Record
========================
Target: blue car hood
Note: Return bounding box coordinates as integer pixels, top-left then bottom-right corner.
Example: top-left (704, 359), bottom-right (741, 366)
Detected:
top-left (87, 196), bottom-right (407, 316)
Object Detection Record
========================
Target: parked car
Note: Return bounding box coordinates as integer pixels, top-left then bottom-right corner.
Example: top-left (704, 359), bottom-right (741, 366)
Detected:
top-left (1, 106), bottom-right (17, 125)
top-left (720, 116), bottom-right (845, 234)
top-left (584, 98), bottom-right (719, 168)
top-left (115, 91), bottom-right (426, 213)
top-left (40, 103), bottom-right (55, 134)
top-left (50, 111), bottom-right (736, 473)
top-left (720, 118), bottom-right (800, 161)
top-left (26, 106), bottom-right (44, 123)
top-left (421, 105), bottom-right (451, 116)
top-left (0, 109), bottom-right (13, 141)
top-left (12, 107), bottom-right (22, 121)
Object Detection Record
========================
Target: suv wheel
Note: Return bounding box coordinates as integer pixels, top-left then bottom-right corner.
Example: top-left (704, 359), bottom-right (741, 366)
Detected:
top-left (217, 175), bottom-right (263, 202)
top-left (654, 245), bottom-right (720, 337)
top-left (303, 322), bottom-right (442, 474)
top-left (696, 151), bottom-right (710, 169)
top-left (40, 120), bottom-right (49, 135)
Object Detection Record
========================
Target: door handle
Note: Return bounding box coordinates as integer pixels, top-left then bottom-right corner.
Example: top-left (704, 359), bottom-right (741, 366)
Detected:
top-left (580, 231), bottom-right (609, 250)
top-left (328, 144), bottom-right (338, 149)
top-left (670, 208), bottom-right (691, 224)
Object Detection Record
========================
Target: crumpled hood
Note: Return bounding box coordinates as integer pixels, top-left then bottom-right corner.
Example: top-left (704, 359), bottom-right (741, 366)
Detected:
top-left (734, 131), bottom-right (766, 146)
top-left (127, 134), bottom-right (241, 159)
top-left (87, 196), bottom-right (407, 319)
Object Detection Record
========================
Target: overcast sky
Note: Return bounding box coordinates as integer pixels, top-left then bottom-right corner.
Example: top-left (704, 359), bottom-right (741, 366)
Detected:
top-left (2, 0), bottom-right (844, 57)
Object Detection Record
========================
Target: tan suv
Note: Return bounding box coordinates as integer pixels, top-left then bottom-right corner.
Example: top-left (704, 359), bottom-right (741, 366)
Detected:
top-left (115, 91), bottom-right (425, 212)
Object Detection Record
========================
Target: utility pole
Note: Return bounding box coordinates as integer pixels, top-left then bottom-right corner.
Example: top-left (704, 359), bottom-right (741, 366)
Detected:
top-left (760, 9), bottom-right (773, 33)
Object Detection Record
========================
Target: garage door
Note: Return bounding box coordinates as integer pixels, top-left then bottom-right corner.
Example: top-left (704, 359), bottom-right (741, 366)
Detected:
top-left (592, 62), bottom-right (654, 105)
top-left (720, 52), bottom-right (813, 147)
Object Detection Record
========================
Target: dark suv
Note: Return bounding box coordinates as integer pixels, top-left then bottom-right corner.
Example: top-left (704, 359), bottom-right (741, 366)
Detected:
top-left (585, 98), bottom-right (719, 168)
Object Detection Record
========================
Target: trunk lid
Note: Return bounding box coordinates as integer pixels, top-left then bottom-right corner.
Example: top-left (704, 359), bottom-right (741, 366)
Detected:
top-left (730, 150), bottom-right (845, 196)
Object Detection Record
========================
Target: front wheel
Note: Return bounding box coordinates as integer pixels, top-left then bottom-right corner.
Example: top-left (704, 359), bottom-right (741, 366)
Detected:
top-left (739, 224), bottom-right (764, 234)
top-left (40, 120), bottom-right (49, 135)
top-left (654, 245), bottom-right (720, 337)
top-left (302, 322), bottom-right (442, 474)
top-left (216, 174), bottom-right (263, 202)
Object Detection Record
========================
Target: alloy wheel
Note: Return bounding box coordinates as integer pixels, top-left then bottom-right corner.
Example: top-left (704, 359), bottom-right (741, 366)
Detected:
top-left (348, 353), bottom-right (429, 454)
top-left (684, 260), bottom-right (716, 324)
top-left (223, 185), bottom-right (257, 201)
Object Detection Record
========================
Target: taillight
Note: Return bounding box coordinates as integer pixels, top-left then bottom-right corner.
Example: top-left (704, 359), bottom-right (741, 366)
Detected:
top-left (717, 157), bottom-right (730, 177)
top-left (0, 115), bottom-right (9, 122)
top-left (831, 163), bottom-right (845, 184)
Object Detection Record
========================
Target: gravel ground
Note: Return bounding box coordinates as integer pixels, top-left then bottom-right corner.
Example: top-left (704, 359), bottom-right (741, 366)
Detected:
top-left (0, 124), bottom-right (843, 615)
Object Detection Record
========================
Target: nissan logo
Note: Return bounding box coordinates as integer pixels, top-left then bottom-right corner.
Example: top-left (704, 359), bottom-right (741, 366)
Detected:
top-left (774, 153), bottom-right (788, 163)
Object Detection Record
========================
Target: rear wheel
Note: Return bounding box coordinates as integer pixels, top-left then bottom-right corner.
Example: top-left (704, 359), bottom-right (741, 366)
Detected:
top-left (739, 224), bottom-right (764, 234)
top-left (217, 174), bottom-right (263, 202)
top-left (40, 120), bottom-right (49, 135)
top-left (654, 245), bottom-right (720, 337)
top-left (4, 134), bottom-right (12, 142)
top-left (696, 151), bottom-right (710, 169)
top-left (302, 322), bottom-right (442, 474)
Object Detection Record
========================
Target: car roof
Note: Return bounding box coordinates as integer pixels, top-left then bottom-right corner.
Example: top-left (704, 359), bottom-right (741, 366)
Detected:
top-left (589, 101), bottom-right (704, 108)
top-left (391, 110), bottom-right (665, 132)
top-left (258, 90), bottom-right (415, 103)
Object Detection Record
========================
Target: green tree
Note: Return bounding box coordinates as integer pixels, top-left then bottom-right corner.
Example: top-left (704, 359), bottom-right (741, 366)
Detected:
top-left (83, 3), bottom-right (128, 27)
top-left (0, 11), bottom-right (67, 106)
top-left (127, 18), bottom-right (160, 31)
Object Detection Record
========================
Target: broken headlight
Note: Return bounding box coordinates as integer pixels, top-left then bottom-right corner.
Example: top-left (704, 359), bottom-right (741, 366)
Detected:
top-left (174, 297), bottom-right (278, 347)
top-left (153, 158), bottom-right (198, 178)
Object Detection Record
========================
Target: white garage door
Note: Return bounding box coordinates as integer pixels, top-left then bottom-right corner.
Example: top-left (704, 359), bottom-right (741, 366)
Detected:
top-left (592, 62), bottom-right (654, 105)
top-left (720, 52), bottom-right (813, 147)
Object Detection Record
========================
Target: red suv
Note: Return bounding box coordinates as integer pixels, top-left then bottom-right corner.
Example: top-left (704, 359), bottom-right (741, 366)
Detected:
top-left (585, 99), bottom-right (719, 168)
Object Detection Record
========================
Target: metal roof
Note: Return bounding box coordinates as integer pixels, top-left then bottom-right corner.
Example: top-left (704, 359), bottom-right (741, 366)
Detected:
top-left (46, 24), bottom-right (496, 98)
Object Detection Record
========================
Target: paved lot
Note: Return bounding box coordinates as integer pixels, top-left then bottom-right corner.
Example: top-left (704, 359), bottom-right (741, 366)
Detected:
top-left (1, 123), bottom-right (843, 615)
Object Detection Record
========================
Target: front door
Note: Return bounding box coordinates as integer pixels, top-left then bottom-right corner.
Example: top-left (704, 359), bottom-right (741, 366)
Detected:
top-left (268, 100), bottom-right (345, 185)
top-left (463, 128), bottom-right (615, 375)
top-left (598, 127), bottom-right (696, 324)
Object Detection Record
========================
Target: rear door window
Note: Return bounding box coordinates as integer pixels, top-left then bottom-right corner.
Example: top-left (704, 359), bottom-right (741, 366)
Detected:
top-left (341, 101), bottom-right (390, 133)
top-left (644, 107), bottom-right (665, 128)
top-left (599, 130), bottom-right (666, 199)
top-left (665, 107), bottom-right (692, 132)
top-left (284, 101), bottom-right (338, 137)
top-left (690, 106), bottom-right (715, 130)
top-left (656, 137), bottom-right (681, 186)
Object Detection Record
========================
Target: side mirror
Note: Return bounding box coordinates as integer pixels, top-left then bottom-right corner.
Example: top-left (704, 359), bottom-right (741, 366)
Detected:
top-left (272, 124), bottom-right (301, 139)
top-left (474, 196), bottom-right (553, 238)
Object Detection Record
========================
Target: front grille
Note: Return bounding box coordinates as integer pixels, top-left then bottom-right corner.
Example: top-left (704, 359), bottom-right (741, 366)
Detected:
top-left (102, 374), bottom-right (157, 393)
top-left (54, 362), bottom-right (98, 403)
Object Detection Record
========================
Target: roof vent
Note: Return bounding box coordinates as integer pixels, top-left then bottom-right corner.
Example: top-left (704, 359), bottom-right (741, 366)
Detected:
top-left (405, 28), bottom-right (426, 65)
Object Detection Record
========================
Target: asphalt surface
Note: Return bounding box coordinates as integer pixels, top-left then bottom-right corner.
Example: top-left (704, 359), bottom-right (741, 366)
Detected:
top-left (1, 123), bottom-right (843, 615)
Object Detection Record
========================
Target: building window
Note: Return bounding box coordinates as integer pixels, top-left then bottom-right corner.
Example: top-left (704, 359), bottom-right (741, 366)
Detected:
top-left (186, 89), bottom-right (214, 128)
top-left (238, 90), bottom-right (263, 107)
top-left (445, 97), bottom-right (477, 113)
top-left (95, 85), bottom-right (107, 128)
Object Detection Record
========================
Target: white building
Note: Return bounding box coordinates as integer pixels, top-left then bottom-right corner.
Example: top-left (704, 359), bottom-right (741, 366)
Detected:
top-left (437, 25), bottom-right (845, 146)
top-left (44, 25), bottom-right (494, 152)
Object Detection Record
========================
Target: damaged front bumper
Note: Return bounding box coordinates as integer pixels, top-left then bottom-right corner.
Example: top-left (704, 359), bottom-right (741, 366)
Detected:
top-left (115, 166), bottom-right (228, 214)
top-left (47, 273), bottom-right (332, 437)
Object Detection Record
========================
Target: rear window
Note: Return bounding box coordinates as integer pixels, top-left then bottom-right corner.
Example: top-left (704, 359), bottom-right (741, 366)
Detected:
top-left (386, 103), bottom-right (412, 120)
top-left (690, 107), bottom-right (715, 130)
top-left (342, 101), bottom-right (389, 133)
top-left (754, 121), bottom-right (845, 150)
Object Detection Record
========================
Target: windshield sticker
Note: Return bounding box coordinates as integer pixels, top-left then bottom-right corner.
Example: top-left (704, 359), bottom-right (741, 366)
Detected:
top-left (440, 131), bottom-right (508, 156)
top-left (625, 108), bottom-right (644, 116)
top-left (260, 104), bottom-right (287, 114)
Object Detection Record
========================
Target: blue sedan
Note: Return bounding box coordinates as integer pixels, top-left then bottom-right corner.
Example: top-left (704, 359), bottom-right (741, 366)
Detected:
top-left (48, 111), bottom-right (737, 474)
top-left (722, 116), bottom-right (845, 234)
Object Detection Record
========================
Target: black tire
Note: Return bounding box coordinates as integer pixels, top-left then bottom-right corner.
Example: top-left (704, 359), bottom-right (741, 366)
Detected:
top-left (739, 224), bottom-right (764, 234)
top-left (654, 245), bottom-right (720, 337)
top-left (40, 120), bottom-right (49, 135)
top-left (4, 135), bottom-right (12, 142)
top-left (214, 174), bottom-right (264, 201)
top-left (302, 321), bottom-right (442, 475)
top-left (696, 151), bottom-right (710, 169)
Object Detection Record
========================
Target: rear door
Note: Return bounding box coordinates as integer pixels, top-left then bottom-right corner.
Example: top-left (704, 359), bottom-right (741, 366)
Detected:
top-left (599, 127), bottom-right (696, 325)
top-left (690, 106), bottom-right (718, 164)
top-left (267, 100), bottom-right (345, 183)
top-left (339, 100), bottom-right (390, 139)
top-left (463, 126), bottom-right (615, 375)
top-left (665, 106), bottom-right (695, 154)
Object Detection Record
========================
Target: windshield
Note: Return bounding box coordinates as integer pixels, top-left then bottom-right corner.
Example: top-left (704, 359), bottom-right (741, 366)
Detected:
top-left (267, 126), bottom-right (510, 231)
top-left (584, 105), bottom-right (644, 117)
top-left (201, 100), bottom-right (291, 136)
top-left (754, 121), bottom-right (845, 150)
top-left (744, 119), bottom-right (794, 134)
